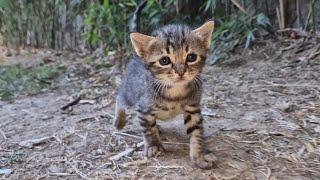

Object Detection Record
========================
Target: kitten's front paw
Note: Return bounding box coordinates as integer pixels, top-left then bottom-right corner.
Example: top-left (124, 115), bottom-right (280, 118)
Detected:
top-left (192, 153), bottom-right (217, 169)
top-left (144, 143), bottom-right (165, 157)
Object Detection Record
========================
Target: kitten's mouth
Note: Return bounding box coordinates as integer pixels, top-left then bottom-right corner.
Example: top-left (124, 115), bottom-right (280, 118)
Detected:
top-left (173, 77), bottom-right (193, 85)
top-left (175, 76), bottom-right (186, 82)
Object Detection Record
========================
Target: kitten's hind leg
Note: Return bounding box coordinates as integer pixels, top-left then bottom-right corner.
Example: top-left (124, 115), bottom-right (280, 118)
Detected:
top-left (113, 95), bottom-right (127, 130)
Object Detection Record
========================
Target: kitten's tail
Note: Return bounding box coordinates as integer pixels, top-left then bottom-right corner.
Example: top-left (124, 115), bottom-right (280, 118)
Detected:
top-left (115, 1), bottom-right (146, 130)
top-left (113, 95), bottom-right (127, 130)
top-left (130, 0), bottom-right (147, 32)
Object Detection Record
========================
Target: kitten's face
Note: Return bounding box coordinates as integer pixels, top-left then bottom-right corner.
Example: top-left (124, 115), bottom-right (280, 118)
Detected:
top-left (131, 21), bottom-right (214, 86)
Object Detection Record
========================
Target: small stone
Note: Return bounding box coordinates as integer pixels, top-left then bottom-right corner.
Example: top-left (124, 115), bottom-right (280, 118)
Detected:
top-left (0, 168), bottom-right (12, 175)
top-left (277, 101), bottom-right (296, 113)
top-left (48, 164), bottom-right (65, 173)
top-left (94, 149), bottom-right (104, 155)
top-left (5, 51), bottom-right (12, 57)
top-left (41, 115), bottom-right (53, 121)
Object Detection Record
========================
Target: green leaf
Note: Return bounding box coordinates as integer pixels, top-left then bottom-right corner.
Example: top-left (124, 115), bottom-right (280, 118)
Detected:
top-left (204, 0), bottom-right (213, 12)
top-left (245, 31), bottom-right (254, 49)
top-left (256, 13), bottom-right (271, 27)
top-left (0, 0), bottom-right (10, 9)
top-left (103, 0), bottom-right (109, 9)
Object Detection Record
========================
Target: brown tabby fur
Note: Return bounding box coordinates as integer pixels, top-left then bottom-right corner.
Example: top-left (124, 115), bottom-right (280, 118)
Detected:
top-left (114, 21), bottom-right (216, 168)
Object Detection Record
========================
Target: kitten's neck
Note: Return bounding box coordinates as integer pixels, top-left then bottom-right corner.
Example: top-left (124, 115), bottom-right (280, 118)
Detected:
top-left (152, 78), bottom-right (201, 101)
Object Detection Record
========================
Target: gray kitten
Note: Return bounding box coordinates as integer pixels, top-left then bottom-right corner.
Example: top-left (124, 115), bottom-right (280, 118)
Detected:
top-left (114, 21), bottom-right (215, 169)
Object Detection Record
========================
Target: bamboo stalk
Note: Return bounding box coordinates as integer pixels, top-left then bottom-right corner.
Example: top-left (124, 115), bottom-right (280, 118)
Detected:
top-left (296, 0), bottom-right (300, 28)
top-left (311, 0), bottom-right (316, 32)
top-left (241, 0), bottom-right (246, 9)
top-left (226, 0), bottom-right (231, 16)
top-left (231, 0), bottom-right (249, 16)
top-left (279, 0), bottom-right (285, 29)
top-left (304, 0), bottom-right (316, 31)
top-left (265, 0), bottom-right (269, 17)
top-left (276, 7), bottom-right (283, 30)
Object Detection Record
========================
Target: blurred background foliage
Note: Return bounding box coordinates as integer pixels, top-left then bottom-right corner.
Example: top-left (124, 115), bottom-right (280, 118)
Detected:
top-left (0, 0), bottom-right (319, 63)
top-left (0, 0), bottom-right (319, 100)
top-left (0, 62), bottom-right (66, 99)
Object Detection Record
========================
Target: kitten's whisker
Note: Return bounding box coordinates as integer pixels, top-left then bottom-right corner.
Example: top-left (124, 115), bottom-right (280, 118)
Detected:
top-left (191, 75), bottom-right (202, 99)
top-left (152, 80), bottom-right (162, 100)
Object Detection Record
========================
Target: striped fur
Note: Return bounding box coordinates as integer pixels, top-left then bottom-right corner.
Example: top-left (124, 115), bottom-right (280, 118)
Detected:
top-left (114, 21), bottom-right (215, 168)
top-left (130, 0), bottom-right (147, 32)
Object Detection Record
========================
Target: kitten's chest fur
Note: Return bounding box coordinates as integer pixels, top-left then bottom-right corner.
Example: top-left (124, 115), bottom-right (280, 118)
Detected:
top-left (154, 101), bottom-right (182, 120)
top-left (153, 85), bottom-right (194, 120)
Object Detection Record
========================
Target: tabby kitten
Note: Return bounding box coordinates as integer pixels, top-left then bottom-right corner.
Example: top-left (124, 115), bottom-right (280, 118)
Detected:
top-left (114, 21), bottom-right (215, 169)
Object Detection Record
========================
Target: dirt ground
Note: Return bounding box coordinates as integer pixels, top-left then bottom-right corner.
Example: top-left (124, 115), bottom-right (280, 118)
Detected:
top-left (0, 38), bottom-right (320, 179)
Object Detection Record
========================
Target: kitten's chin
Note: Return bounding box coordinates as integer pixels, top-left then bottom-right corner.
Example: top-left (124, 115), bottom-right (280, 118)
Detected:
top-left (173, 81), bottom-right (189, 86)
top-left (158, 76), bottom-right (194, 87)
top-left (171, 78), bottom-right (193, 86)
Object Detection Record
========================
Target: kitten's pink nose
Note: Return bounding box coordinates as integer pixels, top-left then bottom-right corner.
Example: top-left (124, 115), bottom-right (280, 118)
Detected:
top-left (174, 64), bottom-right (186, 77)
top-left (176, 71), bottom-right (185, 77)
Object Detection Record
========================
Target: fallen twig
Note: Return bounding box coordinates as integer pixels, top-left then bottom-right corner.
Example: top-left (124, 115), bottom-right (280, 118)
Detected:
top-left (114, 132), bottom-right (141, 139)
top-left (0, 128), bottom-right (7, 140)
top-left (109, 141), bottom-right (144, 161)
top-left (61, 96), bottom-right (81, 110)
top-left (19, 136), bottom-right (54, 148)
top-left (202, 111), bottom-right (221, 118)
top-left (121, 159), bottom-right (147, 167)
top-left (251, 81), bottom-right (320, 89)
top-left (77, 116), bottom-right (96, 123)
top-left (113, 132), bottom-right (189, 146)
top-left (70, 164), bottom-right (90, 179)
top-left (309, 51), bottom-right (320, 60)
top-left (252, 84), bottom-right (319, 88)
top-left (308, 44), bottom-right (320, 60)
top-left (79, 99), bottom-right (96, 105)
top-left (103, 111), bottom-right (115, 119)
top-left (149, 165), bottom-right (186, 170)
top-left (48, 173), bottom-right (74, 177)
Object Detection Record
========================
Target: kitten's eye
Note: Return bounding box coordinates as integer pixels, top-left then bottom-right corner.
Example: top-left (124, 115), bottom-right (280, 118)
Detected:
top-left (159, 56), bottom-right (171, 65)
top-left (186, 53), bottom-right (197, 62)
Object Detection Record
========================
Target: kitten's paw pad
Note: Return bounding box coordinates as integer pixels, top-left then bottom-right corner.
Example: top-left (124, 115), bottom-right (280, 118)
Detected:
top-left (144, 144), bottom-right (165, 157)
top-left (113, 109), bottom-right (126, 130)
top-left (192, 153), bottom-right (217, 169)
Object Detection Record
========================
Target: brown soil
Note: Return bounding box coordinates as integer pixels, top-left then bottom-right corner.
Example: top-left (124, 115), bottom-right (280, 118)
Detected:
top-left (1, 39), bottom-right (320, 179)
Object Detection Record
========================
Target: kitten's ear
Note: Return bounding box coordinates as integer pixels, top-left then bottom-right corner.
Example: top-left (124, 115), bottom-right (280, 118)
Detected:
top-left (192, 21), bottom-right (215, 49)
top-left (130, 32), bottom-right (154, 57)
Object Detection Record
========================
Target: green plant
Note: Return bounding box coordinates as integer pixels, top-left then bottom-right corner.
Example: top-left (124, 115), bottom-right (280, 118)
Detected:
top-left (0, 62), bottom-right (66, 100)
top-left (83, 0), bottom-right (135, 52)
top-left (83, 0), bottom-right (179, 55)
top-left (0, 0), bottom-right (273, 66)
top-left (209, 11), bottom-right (271, 64)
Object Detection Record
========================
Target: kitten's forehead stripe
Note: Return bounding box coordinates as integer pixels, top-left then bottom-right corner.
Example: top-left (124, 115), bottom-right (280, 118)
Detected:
top-left (166, 39), bottom-right (170, 54)
top-left (153, 24), bottom-right (191, 52)
top-left (181, 29), bottom-right (186, 47)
